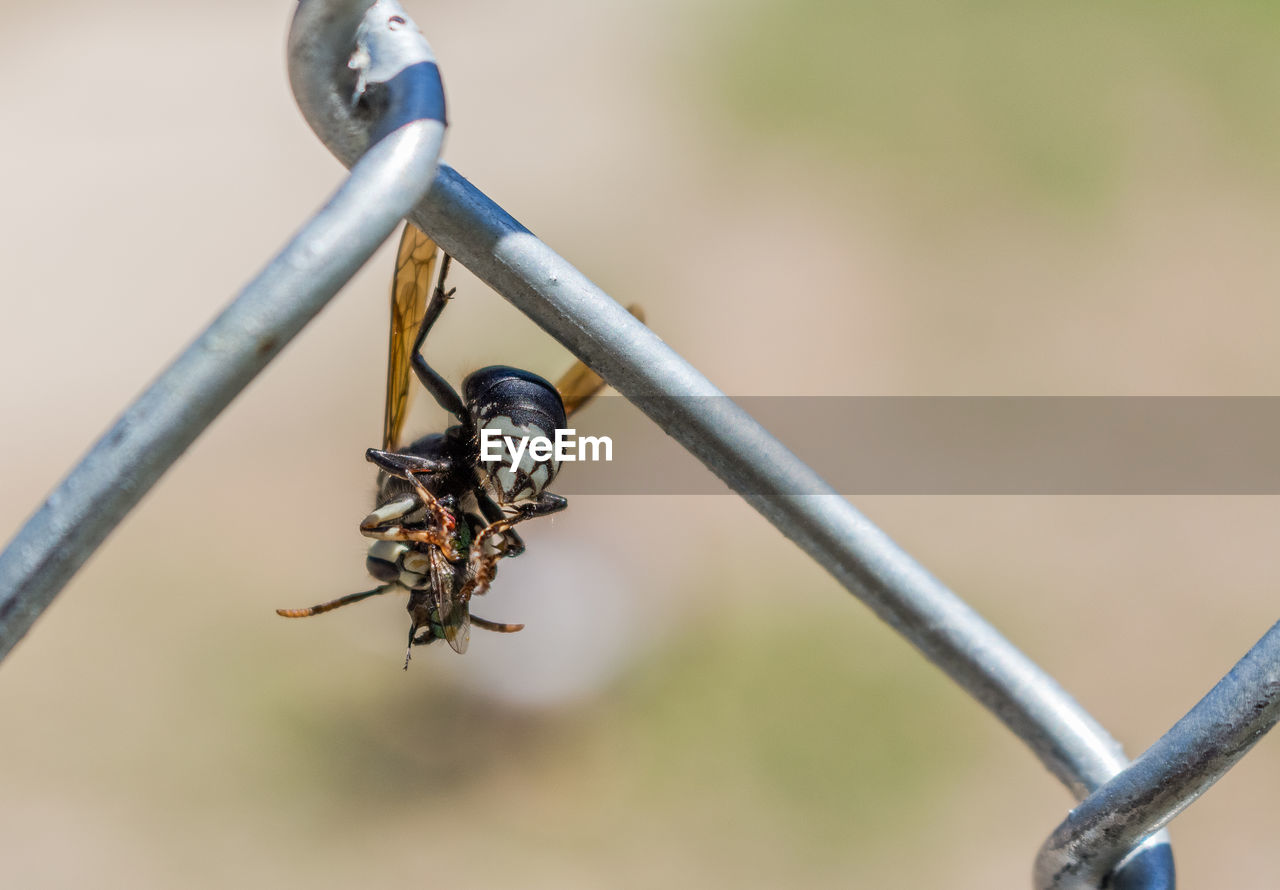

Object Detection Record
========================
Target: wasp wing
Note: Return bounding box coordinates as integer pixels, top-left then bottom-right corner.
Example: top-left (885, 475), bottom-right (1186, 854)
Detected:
top-left (554, 304), bottom-right (645, 418)
top-left (384, 223), bottom-right (439, 452)
top-left (429, 545), bottom-right (471, 654)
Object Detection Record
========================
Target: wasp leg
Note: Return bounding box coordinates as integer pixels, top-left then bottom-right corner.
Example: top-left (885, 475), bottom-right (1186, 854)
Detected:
top-left (459, 493), bottom-right (568, 601)
top-left (363, 451), bottom-right (460, 553)
top-left (365, 448), bottom-right (452, 476)
top-left (512, 492), bottom-right (568, 521)
top-left (276, 584), bottom-right (397, 618)
top-left (458, 549), bottom-right (501, 604)
top-left (365, 523), bottom-right (460, 559)
top-left (411, 254), bottom-right (470, 424)
top-left (473, 485), bottom-right (525, 557)
top-left (478, 492), bottom-right (568, 545)
top-left (359, 491), bottom-right (459, 558)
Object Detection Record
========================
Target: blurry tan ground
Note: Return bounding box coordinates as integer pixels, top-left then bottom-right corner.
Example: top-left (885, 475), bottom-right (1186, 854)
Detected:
top-left (1, 0), bottom-right (1279, 886)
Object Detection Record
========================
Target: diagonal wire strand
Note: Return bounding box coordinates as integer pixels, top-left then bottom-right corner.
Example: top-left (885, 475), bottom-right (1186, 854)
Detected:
top-left (7, 3), bottom-right (1279, 887)
top-left (290, 7), bottom-right (1181, 886)
top-left (0, 0), bottom-right (445, 661)
top-left (1036, 621), bottom-right (1280, 889)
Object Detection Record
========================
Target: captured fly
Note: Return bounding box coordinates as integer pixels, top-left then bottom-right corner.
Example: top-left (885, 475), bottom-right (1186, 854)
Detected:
top-left (277, 223), bottom-right (634, 665)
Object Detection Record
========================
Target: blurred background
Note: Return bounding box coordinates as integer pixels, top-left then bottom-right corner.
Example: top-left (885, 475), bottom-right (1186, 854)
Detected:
top-left (2, 0), bottom-right (1279, 886)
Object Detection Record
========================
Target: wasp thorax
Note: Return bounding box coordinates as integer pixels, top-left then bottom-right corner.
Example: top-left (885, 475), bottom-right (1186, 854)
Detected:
top-left (462, 366), bottom-right (567, 504)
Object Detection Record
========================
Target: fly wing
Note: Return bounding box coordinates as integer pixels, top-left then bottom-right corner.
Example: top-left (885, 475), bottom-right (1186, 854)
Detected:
top-left (553, 305), bottom-right (645, 418)
top-left (384, 223), bottom-right (438, 451)
top-left (429, 545), bottom-right (470, 654)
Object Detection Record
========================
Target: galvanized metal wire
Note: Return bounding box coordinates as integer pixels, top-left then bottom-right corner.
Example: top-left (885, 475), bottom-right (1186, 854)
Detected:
top-left (0, 2), bottom-right (1276, 887)
top-left (1036, 621), bottom-right (1280, 889)
top-left (0, 0), bottom-right (446, 660)
top-left (292, 6), bottom-right (1180, 888)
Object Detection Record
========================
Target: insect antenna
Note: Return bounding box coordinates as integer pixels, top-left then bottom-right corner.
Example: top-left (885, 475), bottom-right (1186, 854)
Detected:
top-left (471, 616), bottom-right (524, 633)
top-left (276, 584), bottom-right (396, 618)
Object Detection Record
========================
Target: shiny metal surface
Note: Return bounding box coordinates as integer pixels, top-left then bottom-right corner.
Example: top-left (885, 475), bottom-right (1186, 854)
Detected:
top-left (1036, 622), bottom-right (1280, 889)
top-left (0, 0), bottom-right (445, 661)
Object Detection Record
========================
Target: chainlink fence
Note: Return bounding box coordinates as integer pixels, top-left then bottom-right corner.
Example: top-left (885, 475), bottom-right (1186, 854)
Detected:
top-left (1, 3), bottom-right (1276, 888)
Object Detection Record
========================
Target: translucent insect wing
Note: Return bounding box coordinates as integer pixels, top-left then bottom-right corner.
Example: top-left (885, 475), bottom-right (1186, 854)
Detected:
top-left (429, 546), bottom-right (470, 654)
top-left (384, 223), bottom-right (438, 452)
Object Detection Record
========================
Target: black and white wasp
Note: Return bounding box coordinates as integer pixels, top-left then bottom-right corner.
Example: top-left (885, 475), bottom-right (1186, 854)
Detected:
top-left (277, 223), bottom-right (632, 665)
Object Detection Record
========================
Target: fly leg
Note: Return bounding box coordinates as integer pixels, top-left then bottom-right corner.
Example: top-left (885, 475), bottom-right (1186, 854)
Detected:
top-left (403, 617), bottom-right (443, 670)
top-left (459, 493), bottom-right (567, 601)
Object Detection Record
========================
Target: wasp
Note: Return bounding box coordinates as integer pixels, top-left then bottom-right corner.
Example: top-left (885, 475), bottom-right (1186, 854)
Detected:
top-left (277, 223), bottom-right (633, 665)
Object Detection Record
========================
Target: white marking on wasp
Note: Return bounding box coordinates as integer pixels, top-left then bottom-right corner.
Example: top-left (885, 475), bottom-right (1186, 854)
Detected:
top-left (366, 495), bottom-right (417, 526)
top-left (402, 550), bottom-right (431, 574)
top-left (529, 465), bottom-right (550, 492)
top-left (368, 540), bottom-right (408, 563)
top-left (399, 570), bottom-right (426, 588)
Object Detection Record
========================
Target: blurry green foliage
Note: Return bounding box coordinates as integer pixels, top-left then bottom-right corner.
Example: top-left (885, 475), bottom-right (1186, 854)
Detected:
top-left (611, 608), bottom-right (981, 856)
top-left (704, 0), bottom-right (1280, 210)
top-left (235, 607), bottom-right (981, 867)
